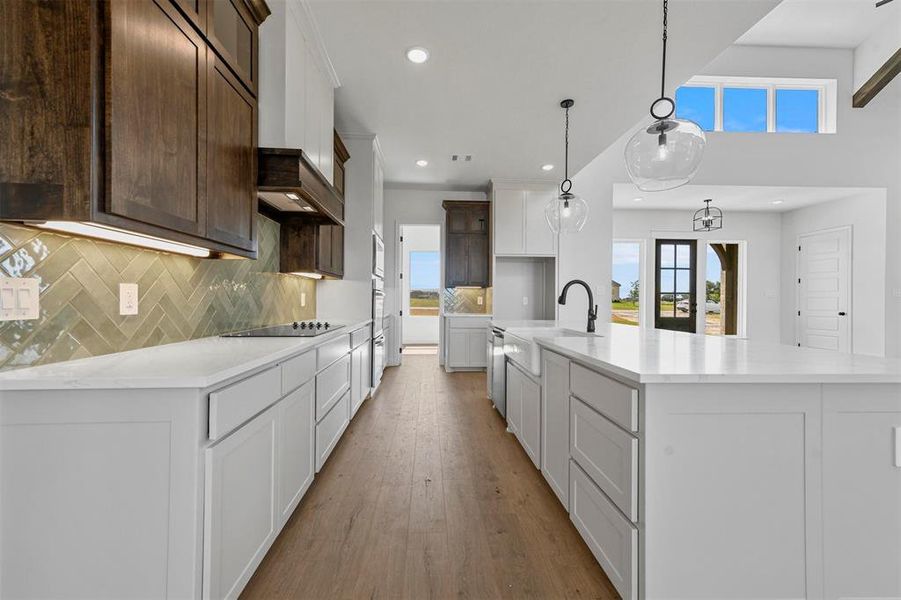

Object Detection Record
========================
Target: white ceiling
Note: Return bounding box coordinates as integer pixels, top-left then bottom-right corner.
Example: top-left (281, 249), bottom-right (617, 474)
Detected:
top-left (613, 183), bottom-right (881, 212)
top-left (309, 0), bottom-right (779, 188)
top-left (736, 0), bottom-right (897, 49)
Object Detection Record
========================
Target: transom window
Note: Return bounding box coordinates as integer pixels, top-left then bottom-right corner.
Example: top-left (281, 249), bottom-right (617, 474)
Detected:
top-left (675, 76), bottom-right (837, 134)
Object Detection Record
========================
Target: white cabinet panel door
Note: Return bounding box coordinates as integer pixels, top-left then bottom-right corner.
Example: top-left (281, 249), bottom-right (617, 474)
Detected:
top-left (467, 329), bottom-right (487, 368)
top-left (506, 362), bottom-right (522, 436)
top-left (447, 331), bottom-right (469, 367)
top-left (304, 53), bottom-right (321, 171)
top-left (373, 155), bottom-right (384, 238)
top-left (520, 372), bottom-right (541, 468)
top-left (493, 189), bottom-right (524, 254)
top-left (320, 81), bottom-right (334, 184)
top-left (204, 407), bottom-right (278, 600)
top-left (823, 385), bottom-right (901, 600)
top-left (351, 344), bottom-right (367, 417)
top-left (524, 189), bottom-right (556, 255)
top-left (542, 350), bottom-right (570, 508)
top-left (277, 381), bottom-right (314, 527)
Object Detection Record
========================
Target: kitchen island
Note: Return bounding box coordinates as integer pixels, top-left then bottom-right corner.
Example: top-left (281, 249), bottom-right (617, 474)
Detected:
top-left (498, 322), bottom-right (901, 600)
top-left (0, 320), bottom-right (372, 600)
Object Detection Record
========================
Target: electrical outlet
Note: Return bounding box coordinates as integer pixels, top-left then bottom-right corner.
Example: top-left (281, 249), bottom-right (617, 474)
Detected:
top-left (0, 277), bottom-right (39, 321)
top-left (894, 288), bottom-right (901, 299)
top-left (301, 292), bottom-right (307, 307)
top-left (522, 296), bottom-right (529, 306)
top-left (119, 283), bottom-right (139, 316)
top-left (477, 295), bottom-right (483, 306)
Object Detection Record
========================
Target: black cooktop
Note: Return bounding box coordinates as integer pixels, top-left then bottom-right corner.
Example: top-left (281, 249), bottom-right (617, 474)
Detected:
top-left (223, 321), bottom-right (344, 337)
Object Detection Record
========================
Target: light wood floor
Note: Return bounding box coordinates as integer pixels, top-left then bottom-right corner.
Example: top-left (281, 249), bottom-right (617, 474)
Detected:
top-left (242, 356), bottom-right (619, 599)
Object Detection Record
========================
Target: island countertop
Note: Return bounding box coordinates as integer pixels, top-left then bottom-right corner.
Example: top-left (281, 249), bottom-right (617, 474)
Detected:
top-left (0, 319), bottom-right (373, 391)
top-left (535, 323), bottom-right (901, 384)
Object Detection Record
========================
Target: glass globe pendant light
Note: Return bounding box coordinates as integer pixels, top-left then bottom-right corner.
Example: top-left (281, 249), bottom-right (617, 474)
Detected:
top-left (624, 0), bottom-right (706, 192)
top-left (545, 99), bottom-right (589, 234)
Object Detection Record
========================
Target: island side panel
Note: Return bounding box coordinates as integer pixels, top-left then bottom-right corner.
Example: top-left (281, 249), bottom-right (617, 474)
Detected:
top-left (821, 383), bottom-right (901, 600)
top-left (0, 387), bottom-right (207, 599)
top-left (641, 382), bottom-right (823, 600)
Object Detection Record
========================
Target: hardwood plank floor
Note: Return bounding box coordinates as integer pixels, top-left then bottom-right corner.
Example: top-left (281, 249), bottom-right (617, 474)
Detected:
top-left (242, 355), bottom-right (619, 600)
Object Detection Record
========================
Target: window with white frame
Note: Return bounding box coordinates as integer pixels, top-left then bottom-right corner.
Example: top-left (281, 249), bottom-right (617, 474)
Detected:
top-left (675, 76), bottom-right (837, 134)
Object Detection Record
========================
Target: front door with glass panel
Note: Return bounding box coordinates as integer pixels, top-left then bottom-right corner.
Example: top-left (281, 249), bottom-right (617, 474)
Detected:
top-left (655, 239), bottom-right (697, 333)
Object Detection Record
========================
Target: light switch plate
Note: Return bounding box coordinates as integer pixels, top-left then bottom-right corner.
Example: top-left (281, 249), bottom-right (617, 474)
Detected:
top-left (301, 292), bottom-right (307, 307)
top-left (119, 283), bottom-right (139, 316)
top-left (0, 277), bottom-right (40, 321)
top-left (522, 296), bottom-right (529, 306)
top-left (477, 295), bottom-right (483, 306)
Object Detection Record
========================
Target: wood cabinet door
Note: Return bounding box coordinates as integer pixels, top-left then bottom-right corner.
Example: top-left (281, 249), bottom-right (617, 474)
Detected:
top-left (277, 381), bottom-right (315, 527)
top-left (206, 53), bottom-right (257, 253)
top-left (331, 225), bottom-right (344, 277)
top-left (466, 234), bottom-right (490, 286)
top-left (466, 204), bottom-right (489, 233)
top-left (446, 207), bottom-right (468, 234)
top-left (171, 0), bottom-right (208, 32)
top-left (107, 0), bottom-right (207, 237)
top-left (445, 234), bottom-right (468, 287)
top-left (541, 350), bottom-right (570, 508)
top-left (204, 405), bottom-right (278, 600)
top-left (206, 0), bottom-right (258, 94)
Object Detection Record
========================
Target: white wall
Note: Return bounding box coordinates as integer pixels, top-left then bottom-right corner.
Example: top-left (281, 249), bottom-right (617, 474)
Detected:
top-left (383, 186), bottom-right (488, 363)
top-left (780, 192), bottom-right (887, 356)
top-left (853, 4), bottom-right (901, 93)
top-left (614, 209), bottom-right (783, 342)
top-left (401, 225), bottom-right (440, 345)
top-left (573, 44), bottom-right (901, 356)
top-left (493, 257), bottom-right (556, 320)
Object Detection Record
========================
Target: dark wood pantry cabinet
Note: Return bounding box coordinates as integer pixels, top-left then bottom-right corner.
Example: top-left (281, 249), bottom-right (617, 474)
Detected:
top-left (0, 0), bottom-right (270, 258)
top-left (443, 201), bottom-right (490, 287)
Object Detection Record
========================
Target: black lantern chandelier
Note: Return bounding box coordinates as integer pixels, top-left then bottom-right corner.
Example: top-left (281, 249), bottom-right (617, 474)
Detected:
top-left (693, 199), bottom-right (723, 232)
top-left (624, 0), bottom-right (706, 192)
top-left (545, 99), bottom-right (589, 234)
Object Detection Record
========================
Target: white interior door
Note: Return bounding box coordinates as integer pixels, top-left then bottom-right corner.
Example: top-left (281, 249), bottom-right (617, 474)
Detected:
top-left (798, 227), bottom-right (851, 352)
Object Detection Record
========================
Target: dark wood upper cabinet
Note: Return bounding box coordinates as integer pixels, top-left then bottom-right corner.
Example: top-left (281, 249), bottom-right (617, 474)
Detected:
top-left (280, 218), bottom-right (344, 279)
top-left (206, 54), bottom-right (257, 251)
top-left (107, 0), bottom-right (207, 237)
top-left (443, 201), bottom-right (491, 287)
top-left (333, 131), bottom-right (350, 198)
top-left (0, 0), bottom-right (269, 259)
top-left (205, 0), bottom-right (263, 95)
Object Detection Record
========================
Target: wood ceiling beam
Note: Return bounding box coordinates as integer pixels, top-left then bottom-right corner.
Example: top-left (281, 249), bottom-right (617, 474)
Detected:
top-left (853, 47), bottom-right (901, 108)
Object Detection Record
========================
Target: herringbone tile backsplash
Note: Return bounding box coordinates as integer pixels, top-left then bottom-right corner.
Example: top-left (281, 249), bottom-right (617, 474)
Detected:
top-left (0, 215), bottom-right (316, 371)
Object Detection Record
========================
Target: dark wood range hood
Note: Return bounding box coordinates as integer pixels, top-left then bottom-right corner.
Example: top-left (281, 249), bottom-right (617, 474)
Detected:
top-left (257, 148), bottom-right (344, 226)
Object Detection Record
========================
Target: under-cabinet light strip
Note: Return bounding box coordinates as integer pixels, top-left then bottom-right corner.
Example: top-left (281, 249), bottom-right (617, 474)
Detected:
top-left (35, 222), bottom-right (211, 258)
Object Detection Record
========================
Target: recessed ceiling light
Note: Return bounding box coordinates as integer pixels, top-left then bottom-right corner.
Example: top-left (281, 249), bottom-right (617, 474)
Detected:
top-left (633, 197), bottom-right (643, 202)
top-left (541, 164), bottom-right (555, 171)
top-left (406, 47), bottom-right (430, 64)
top-left (416, 159), bottom-right (429, 167)
top-left (771, 199), bottom-right (784, 205)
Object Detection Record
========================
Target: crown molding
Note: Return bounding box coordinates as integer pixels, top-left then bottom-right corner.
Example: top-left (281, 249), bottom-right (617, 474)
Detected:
top-left (286, 0), bottom-right (341, 88)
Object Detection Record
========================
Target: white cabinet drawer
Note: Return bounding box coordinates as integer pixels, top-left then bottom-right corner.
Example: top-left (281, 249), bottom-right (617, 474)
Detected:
top-left (281, 350), bottom-right (316, 395)
top-left (570, 460), bottom-right (638, 600)
top-left (315, 354), bottom-right (350, 422)
top-left (209, 365), bottom-right (282, 441)
top-left (316, 390), bottom-right (350, 472)
top-left (571, 363), bottom-right (638, 432)
top-left (350, 326), bottom-right (370, 349)
top-left (571, 397), bottom-right (638, 521)
top-left (317, 334), bottom-right (350, 370)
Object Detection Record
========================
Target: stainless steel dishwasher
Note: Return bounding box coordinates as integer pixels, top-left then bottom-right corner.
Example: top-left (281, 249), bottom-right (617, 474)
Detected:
top-left (489, 327), bottom-right (506, 417)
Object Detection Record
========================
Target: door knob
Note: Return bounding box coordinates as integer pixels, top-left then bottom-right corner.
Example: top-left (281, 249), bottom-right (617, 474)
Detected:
top-left (838, 311), bottom-right (847, 316)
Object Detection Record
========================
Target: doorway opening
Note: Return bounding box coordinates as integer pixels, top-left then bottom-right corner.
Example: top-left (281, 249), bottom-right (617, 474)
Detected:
top-left (400, 225), bottom-right (441, 354)
top-left (706, 243), bottom-right (740, 336)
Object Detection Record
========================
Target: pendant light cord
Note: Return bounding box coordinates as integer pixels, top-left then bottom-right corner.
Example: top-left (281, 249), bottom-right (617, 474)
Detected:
top-left (564, 105), bottom-right (570, 183)
top-left (660, 0), bottom-right (668, 99)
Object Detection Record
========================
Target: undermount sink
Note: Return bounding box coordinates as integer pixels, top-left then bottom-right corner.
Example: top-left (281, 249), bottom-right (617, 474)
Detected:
top-left (504, 327), bottom-right (598, 376)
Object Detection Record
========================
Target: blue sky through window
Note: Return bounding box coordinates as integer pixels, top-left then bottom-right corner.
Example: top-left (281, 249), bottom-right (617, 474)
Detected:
top-left (675, 86), bottom-right (715, 131)
top-left (723, 87), bottom-right (767, 132)
top-left (776, 89), bottom-right (818, 133)
top-left (410, 251), bottom-right (440, 290)
top-left (612, 242), bottom-right (641, 298)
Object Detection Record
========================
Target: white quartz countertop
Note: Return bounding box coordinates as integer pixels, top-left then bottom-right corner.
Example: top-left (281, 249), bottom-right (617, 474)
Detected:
top-left (491, 319), bottom-right (584, 331)
top-left (445, 313), bottom-right (492, 318)
top-left (0, 319), bottom-right (373, 391)
top-left (535, 324), bottom-right (901, 384)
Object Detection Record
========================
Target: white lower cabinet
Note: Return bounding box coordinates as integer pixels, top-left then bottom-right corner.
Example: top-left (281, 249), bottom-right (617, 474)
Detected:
top-left (351, 342), bottom-right (370, 417)
top-left (204, 405), bottom-right (278, 600)
top-left (541, 350), bottom-right (570, 508)
top-left (506, 361), bottom-right (541, 468)
top-left (444, 318), bottom-right (489, 370)
top-left (316, 390), bottom-right (350, 472)
top-left (570, 460), bottom-right (638, 600)
top-left (277, 380), bottom-right (315, 526)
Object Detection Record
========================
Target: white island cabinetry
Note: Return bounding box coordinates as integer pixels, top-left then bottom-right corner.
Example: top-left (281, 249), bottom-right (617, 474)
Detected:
top-left (0, 322), bottom-right (370, 600)
top-left (534, 326), bottom-right (901, 600)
